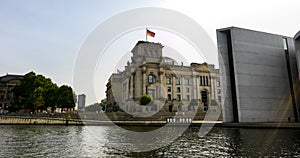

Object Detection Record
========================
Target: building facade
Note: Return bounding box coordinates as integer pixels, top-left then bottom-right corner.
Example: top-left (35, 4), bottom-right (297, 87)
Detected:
top-left (217, 27), bottom-right (300, 123)
top-left (295, 31), bottom-right (300, 79)
top-left (77, 94), bottom-right (86, 112)
top-left (106, 41), bottom-right (221, 113)
top-left (0, 74), bottom-right (24, 114)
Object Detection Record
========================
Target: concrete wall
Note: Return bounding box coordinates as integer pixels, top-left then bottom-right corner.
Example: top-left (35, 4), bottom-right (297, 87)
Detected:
top-left (217, 27), bottom-right (299, 123)
top-left (295, 32), bottom-right (300, 80)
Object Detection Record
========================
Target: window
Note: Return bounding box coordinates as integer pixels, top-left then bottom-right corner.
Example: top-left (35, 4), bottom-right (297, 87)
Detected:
top-left (148, 89), bottom-right (155, 99)
top-left (200, 76), bottom-right (203, 86)
top-left (177, 94), bottom-right (181, 101)
top-left (186, 87), bottom-right (190, 93)
top-left (177, 87), bottom-right (181, 93)
top-left (217, 81), bottom-right (220, 87)
top-left (176, 78), bottom-right (181, 85)
top-left (283, 38), bottom-right (288, 50)
top-left (149, 50), bottom-right (153, 57)
top-left (206, 76), bottom-right (209, 86)
top-left (218, 96), bottom-right (221, 102)
top-left (168, 94), bottom-right (172, 101)
top-left (217, 89), bottom-right (221, 94)
top-left (167, 77), bottom-right (172, 84)
top-left (148, 74), bottom-right (156, 83)
top-left (144, 49), bottom-right (151, 57)
top-left (186, 95), bottom-right (190, 101)
top-left (168, 87), bottom-right (171, 92)
top-left (154, 50), bottom-right (158, 57)
top-left (185, 79), bottom-right (190, 85)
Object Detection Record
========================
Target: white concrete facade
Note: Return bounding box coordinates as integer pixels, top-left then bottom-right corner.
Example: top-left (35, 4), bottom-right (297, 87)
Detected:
top-left (218, 27), bottom-right (300, 123)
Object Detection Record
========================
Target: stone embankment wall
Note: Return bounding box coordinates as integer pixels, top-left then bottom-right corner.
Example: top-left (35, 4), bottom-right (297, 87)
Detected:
top-left (0, 116), bottom-right (82, 125)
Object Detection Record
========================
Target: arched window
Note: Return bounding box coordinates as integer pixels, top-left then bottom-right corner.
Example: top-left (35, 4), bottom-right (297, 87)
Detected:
top-left (148, 74), bottom-right (156, 83)
top-left (176, 78), bottom-right (181, 85)
top-left (166, 77), bottom-right (171, 84)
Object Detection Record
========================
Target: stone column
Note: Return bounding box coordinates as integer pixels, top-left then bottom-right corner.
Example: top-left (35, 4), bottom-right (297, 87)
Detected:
top-left (142, 66), bottom-right (147, 94)
top-left (130, 75), bottom-right (134, 98)
top-left (172, 75), bottom-right (176, 100)
top-left (195, 76), bottom-right (198, 100)
top-left (135, 70), bottom-right (142, 99)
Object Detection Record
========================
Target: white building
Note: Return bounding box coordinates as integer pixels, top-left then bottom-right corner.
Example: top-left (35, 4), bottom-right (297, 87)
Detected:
top-left (106, 41), bottom-right (221, 113)
top-left (77, 94), bottom-right (86, 112)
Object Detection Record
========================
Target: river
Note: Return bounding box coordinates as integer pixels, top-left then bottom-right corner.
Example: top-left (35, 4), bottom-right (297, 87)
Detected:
top-left (0, 125), bottom-right (300, 157)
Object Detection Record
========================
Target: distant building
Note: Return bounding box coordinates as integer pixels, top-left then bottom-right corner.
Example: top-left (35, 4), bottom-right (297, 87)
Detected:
top-left (106, 41), bottom-right (221, 113)
top-left (217, 27), bottom-right (300, 123)
top-left (77, 94), bottom-right (86, 112)
top-left (0, 74), bottom-right (23, 114)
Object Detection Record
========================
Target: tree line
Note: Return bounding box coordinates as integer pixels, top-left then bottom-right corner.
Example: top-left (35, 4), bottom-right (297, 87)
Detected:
top-left (85, 102), bottom-right (106, 112)
top-left (11, 71), bottom-right (76, 113)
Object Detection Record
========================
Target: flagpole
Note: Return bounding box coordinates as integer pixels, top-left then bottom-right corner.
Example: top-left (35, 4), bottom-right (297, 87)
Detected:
top-left (146, 28), bottom-right (147, 41)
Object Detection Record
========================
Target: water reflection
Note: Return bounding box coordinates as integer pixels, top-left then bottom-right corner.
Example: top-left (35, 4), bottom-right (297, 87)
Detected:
top-left (223, 128), bottom-right (300, 157)
top-left (125, 128), bottom-right (300, 157)
top-left (0, 125), bottom-right (300, 157)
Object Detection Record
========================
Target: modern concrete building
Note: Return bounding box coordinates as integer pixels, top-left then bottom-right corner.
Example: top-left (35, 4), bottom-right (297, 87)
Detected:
top-left (217, 27), bottom-right (300, 123)
top-left (295, 31), bottom-right (300, 79)
top-left (0, 74), bottom-right (23, 114)
top-left (77, 94), bottom-right (86, 112)
top-left (106, 41), bottom-right (221, 113)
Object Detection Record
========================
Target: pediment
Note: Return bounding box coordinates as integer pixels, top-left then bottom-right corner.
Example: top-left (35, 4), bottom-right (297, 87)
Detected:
top-left (194, 64), bottom-right (210, 72)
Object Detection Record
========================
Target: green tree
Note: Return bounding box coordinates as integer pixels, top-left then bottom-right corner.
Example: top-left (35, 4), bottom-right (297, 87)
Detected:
top-left (140, 94), bottom-right (151, 105)
top-left (32, 87), bottom-right (45, 110)
top-left (12, 71), bottom-right (76, 112)
top-left (189, 99), bottom-right (198, 106)
top-left (44, 84), bottom-right (59, 112)
top-left (13, 71), bottom-right (36, 110)
top-left (57, 85), bottom-right (75, 110)
top-left (85, 103), bottom-right (102, 112)
top-left (210, 99), bottom-right (219, 106)
top-left (188, 99), bottom-right (198, 111)
top-left (100, 101), bottom-right (106, 111)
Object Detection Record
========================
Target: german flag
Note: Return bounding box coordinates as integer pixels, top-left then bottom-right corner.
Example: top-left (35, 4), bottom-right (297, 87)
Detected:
top-left (146, 29), bottom-right (155, 37)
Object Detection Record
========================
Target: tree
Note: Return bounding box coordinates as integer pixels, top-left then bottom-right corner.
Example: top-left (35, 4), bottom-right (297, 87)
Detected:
top-left (32, 87), bottom-right (45, 110)
top-left (13, 71), bottom-right (37, 110)
top-left (139, 94), bottom-right (151, 105)
top-left (12, 71), bottom-right (76, 112)
top-left (57, 85), bottom-right (75, 110)
top-left (210, 99), bottom-right (219, 106)
top-left (44, 84), bottom-right (59, 112)
top-left (85, 103), bottom-right (102, 112)
top-left (189, 99), bottom-right (198, 111)
top-left (100, 101), bottom-right (106, 111)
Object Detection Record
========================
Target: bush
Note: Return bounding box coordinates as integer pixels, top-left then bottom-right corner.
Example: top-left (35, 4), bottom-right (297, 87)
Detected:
top-left (140, 94), bottom-right (152, 105)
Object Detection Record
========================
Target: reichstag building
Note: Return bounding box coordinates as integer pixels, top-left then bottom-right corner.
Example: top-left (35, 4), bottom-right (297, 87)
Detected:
top-left (106, 41), bottom-right (221, 114)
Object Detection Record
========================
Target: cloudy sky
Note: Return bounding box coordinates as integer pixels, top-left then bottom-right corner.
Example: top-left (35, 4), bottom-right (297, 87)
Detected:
top-left (1, 0), bottom-right (300, 105)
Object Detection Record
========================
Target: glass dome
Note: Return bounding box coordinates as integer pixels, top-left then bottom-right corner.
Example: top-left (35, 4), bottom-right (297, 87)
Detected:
top-left (163, 56), bottom-right (179, 65)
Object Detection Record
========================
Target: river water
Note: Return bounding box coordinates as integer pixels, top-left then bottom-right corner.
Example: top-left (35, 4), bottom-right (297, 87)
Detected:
top-left (0, 125), bottom-right (300, 157)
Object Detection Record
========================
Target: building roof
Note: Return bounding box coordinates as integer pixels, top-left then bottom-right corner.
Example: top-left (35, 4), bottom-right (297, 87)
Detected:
top-left (217, 26), bottom-right (291, 38)
top-left (295, 31), bottom-right (300, 40)
top-left (136, 40), bottom-right (162, 46)
top-left (0, 74), bottom-right (24, 83)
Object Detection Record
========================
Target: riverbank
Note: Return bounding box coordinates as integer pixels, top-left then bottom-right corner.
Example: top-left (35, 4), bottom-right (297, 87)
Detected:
top-left (1, 116), bottom-right (300, 128)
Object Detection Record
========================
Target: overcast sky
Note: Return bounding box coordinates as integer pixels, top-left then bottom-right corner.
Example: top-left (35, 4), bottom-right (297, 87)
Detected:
top-left (1, 0), bottom-right (300, 105)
